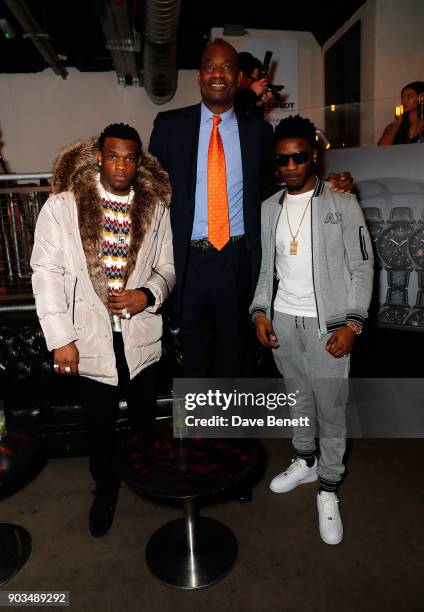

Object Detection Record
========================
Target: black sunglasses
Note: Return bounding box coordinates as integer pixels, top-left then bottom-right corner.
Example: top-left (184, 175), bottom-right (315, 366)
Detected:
top-left (274, 151), bottom-right (311, 167)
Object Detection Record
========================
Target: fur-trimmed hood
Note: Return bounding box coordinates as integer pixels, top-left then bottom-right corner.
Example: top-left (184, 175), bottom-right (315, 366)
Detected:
top-left (50, 137), bottom-right (171, 307)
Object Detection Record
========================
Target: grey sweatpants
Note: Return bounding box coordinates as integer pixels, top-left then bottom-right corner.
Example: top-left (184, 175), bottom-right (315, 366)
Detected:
top-left (272, 311), bottom-right (350, 483)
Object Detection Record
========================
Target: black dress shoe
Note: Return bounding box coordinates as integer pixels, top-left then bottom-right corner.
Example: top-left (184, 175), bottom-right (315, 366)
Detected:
top-left (89, 488), bottom-right (119, 537)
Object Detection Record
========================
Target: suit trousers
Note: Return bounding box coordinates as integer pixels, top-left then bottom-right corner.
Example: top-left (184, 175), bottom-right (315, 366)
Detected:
top-left (77, 332), bottom-right (156, 492)
top-left (271, 312), bottom-right (350, 483)
top-left (181, 237), bottom-right (253, 378)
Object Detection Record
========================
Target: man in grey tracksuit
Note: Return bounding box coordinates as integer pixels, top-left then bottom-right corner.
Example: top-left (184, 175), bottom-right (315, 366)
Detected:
top-left (250, 115), bottom-right (374, 545)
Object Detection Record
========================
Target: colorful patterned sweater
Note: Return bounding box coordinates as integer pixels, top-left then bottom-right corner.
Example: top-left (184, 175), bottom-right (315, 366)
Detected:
top-left (96, 175), bottom-right (134, 294)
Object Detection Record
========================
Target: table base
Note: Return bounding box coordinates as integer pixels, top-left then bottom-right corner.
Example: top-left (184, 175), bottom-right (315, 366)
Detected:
top-left (146, 516), bottom-right (238, 590)
top-left (0, 524), bottom-right (32, 586)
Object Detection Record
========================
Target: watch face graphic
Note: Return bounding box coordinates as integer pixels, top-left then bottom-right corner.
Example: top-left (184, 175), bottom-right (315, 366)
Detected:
top-left (404, 308), bottom-right (424, 327)
top-left (407, 225), bottom-right (424, 269)
top-left (377, 223), bottom-right (413, 269)
top-left (377, 305), bottom-right (410, 325)
top-left (367, 222), bottom-right (382, 244)
top-left (363, 208), bottom-right (383, 247)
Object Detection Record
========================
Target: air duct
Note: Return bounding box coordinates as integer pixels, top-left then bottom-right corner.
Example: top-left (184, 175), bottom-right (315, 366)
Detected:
top-left (142, 0), bottom-right (182, 105)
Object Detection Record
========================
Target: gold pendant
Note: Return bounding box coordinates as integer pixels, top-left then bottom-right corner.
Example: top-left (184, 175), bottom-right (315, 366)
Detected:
top-left (289, 239), bottom-right (298, 255)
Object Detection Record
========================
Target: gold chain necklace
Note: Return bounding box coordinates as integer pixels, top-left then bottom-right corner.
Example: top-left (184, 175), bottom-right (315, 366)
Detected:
top-left (285, 192), bottom-right (313, 255)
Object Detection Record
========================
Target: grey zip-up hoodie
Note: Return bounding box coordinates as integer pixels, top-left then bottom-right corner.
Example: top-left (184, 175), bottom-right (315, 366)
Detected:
top-left (249, 179), bottom-right (374, 336)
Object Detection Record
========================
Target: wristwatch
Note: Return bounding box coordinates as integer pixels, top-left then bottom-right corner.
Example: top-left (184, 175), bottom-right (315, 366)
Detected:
top-left (376, 207), bottom-right (415, 325)
top-left (363, 207), bottom-right (384, 266)
top-left (405, 210), bottom-right (424, 327)
top-left (345, 321), bottom-right (362, 335)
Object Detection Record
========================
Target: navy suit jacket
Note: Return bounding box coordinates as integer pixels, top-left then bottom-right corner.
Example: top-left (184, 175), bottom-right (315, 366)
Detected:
top-left (148, 103), bottom-right (274, 313)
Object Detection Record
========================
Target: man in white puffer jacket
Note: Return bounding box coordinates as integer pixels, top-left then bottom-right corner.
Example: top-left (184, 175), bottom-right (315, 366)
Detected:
top-left (31, 123), bottom-right (175, 537)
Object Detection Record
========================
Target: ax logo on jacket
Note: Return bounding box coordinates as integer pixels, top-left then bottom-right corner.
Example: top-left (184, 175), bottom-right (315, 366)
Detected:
top-left (324, 212), bottom-right (342, 224)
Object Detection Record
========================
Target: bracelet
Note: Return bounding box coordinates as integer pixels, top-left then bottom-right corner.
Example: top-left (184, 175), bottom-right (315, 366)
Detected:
top-left (345, 321), bottom-right (363, 335)
top-left (251, 311), bottom-right (267, 323)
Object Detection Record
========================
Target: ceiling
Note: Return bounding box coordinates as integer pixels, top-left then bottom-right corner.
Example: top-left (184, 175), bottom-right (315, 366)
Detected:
top-left (0, 0), bottom-right (366, 75)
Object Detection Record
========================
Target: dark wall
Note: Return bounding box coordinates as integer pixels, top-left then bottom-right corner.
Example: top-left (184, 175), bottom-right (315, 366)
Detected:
top-left (325, 20), bottom-right (361, 148)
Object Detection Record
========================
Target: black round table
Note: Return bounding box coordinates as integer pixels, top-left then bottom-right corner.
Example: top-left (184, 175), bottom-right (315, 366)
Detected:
top-left (0, 425), bottom-right (39, 586)
top-left (120, 419), bottom-right (258, 590)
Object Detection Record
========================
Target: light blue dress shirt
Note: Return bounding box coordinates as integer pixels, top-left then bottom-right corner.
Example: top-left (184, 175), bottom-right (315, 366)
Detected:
top-left (191, 103), bottom-right (244, 240)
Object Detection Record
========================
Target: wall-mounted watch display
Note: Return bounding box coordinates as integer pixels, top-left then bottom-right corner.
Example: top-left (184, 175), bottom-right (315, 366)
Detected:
top-left (377, 207), bottom-right (415, 325)
top-left (326, 145), bottom-right (424, 331)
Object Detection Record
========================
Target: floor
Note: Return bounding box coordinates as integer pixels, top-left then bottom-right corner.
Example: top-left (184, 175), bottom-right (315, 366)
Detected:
top-left (1, 438), bottom-right (423, 612)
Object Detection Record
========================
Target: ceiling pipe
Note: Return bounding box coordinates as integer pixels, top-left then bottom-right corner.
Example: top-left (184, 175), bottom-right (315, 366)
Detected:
top-left (4, 0), bottom-right (68, 79)
top-left (101, 0), bottom-right (141, 87)
top-left (142, 0), bottom-right (182, 105)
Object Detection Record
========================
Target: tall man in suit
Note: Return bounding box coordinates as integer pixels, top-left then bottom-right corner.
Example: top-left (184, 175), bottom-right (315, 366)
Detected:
top-left (149, 39), bottom-right (352, 377)
top-left (149, 39), bottom-right (273, 377)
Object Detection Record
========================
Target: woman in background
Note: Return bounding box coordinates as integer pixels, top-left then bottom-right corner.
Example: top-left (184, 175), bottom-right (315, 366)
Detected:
top-left (378, 81), bottom-right (424, 145)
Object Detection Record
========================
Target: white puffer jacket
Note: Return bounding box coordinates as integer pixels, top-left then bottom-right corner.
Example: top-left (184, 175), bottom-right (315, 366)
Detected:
top-left (31, 138), bottom-right (175, 385)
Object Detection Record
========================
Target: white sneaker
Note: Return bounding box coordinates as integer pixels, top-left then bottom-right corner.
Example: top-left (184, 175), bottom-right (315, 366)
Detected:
top-left (270, 457), bottom-right (318, 493)
top-left (317, 491), bottom-right (343, 545)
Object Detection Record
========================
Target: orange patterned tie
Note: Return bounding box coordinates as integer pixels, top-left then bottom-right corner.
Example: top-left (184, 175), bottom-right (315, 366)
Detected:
top-left (208, 115), bottom-right (230, 250)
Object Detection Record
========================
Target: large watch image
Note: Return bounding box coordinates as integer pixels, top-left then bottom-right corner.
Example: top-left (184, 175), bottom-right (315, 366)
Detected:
top-left (376, 207), bottom-right (415, 325)
top-left (405, 210), bottom-right (424, 327)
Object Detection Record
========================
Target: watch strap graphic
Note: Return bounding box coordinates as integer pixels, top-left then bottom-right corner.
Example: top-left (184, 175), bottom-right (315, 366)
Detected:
top-left (389, 207), bottom-right (413, 222)
top-left (363, 207), bottom-right (382, 223)
top-left (387, 270), bottom-right (411, 290)
top-left (415, 271), bottom-right (424, 306)
top-left (385, 289), bottom-right (409, 306)
top-left (386, 270), bottom-right (410, 305)
top-left (388, 270), bottom-right (410, 287)
top-left (415, 293), bottom-right (424, 307)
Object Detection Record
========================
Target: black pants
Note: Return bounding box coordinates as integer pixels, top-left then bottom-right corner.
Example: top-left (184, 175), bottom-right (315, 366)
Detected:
top-left (77, 333), bottom-right (156, 491)
top-left (181, 238), bottom-right (253, 378)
